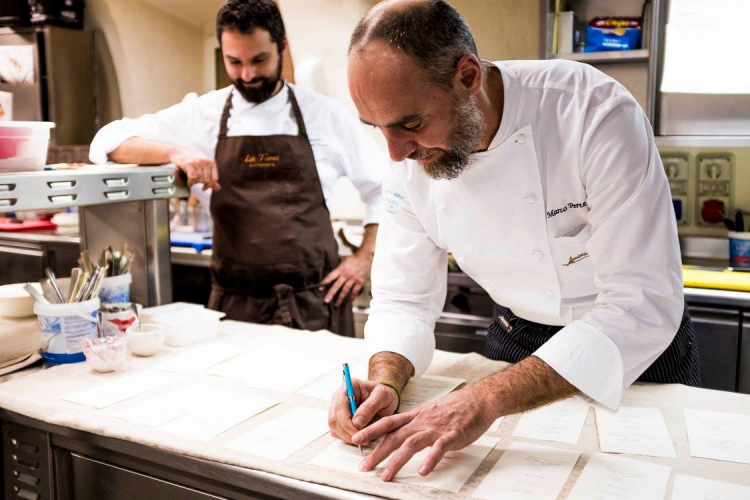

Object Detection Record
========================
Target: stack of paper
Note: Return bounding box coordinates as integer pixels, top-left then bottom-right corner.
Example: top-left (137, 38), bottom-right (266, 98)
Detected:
top-left (567, 453), bottom-right (671, 500)
top-left (684, 409), bottom-right (750, 465)
top-left (512, 398), bottom-right (589, 444)
top-left (473, 442), bottom-right (580, 500)
top-left (595, 406), bottom-right (676, 458)
top-left (63, 371), bottom-right (180, 409)
top-left (398, 375), bottom-right (466, 413)
top-left (296, 364), bottom-right (367, 401)
top-left (672, 474), bottom-right (750, 500)
top-left (311, 435), bottom-right (499, 493)
top-left (153, 344), bottom-right (244, 374)
top-left (209, 346), bottom-right (338, 393)
top-left (226, 406), bottom-right (329, 460)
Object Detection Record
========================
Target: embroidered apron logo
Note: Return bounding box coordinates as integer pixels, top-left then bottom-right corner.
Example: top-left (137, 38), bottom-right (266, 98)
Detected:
top-left (244, 152), bottom-right (280, 168)
top-left (562, 252), bottom-right (590, 267)
top-left (546, 201), bottom-right (587, 219)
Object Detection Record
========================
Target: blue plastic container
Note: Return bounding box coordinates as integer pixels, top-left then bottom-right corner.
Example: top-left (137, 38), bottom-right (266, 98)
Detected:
top-left (729, 232), bottom-right (750, 269)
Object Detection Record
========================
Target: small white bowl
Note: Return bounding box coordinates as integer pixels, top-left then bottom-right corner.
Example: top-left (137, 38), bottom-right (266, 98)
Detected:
top-left (83, 336), bottom-right (128, 373)
top-left (125, 323), bottom-right (164, 357)
top-left (0, 283), bottom-right (41, 318)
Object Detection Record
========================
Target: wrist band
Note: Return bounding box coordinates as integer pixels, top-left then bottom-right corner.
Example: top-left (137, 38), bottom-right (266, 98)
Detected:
top-left (379, 381), bottom-right (401, 413)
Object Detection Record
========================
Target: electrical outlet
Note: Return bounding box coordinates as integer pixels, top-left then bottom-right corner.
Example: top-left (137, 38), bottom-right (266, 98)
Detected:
top-left (696, 154), bottom-right (733, 225)
top-left (662, 154), bottom-right (690, 224)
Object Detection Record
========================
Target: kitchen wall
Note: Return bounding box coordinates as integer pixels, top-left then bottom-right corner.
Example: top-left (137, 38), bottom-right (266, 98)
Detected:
top-left (86, 0), bottom-right (206, 121)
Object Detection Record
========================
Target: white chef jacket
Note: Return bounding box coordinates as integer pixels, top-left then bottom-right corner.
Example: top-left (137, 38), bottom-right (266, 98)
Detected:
top-left (89, 83), bottom-right (385, 225)
top-left (366, 60), bottom-right (683, 411)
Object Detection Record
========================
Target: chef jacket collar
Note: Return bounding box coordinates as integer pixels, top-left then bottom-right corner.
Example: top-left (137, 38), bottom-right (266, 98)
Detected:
top-left (474, 61), bottom-right (520, 158)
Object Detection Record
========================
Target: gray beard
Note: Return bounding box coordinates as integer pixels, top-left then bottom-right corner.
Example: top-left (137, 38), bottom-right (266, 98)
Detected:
top-left (421, 94), bottom-right (485, 181)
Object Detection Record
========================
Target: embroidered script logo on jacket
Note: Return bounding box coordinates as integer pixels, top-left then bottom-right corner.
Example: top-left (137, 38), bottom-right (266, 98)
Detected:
top-left (546, 201), bottom-right (587, 219)
top-left (244, 152), bottom-right (280, 168)
top-left (562, 252), bottom-right (590, 267)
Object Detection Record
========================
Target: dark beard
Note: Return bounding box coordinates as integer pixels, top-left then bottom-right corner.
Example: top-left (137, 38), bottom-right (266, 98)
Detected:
top-left (420, 94), bottom-right (484, 181)
top-left (232, 57), bottom-right (283, 104)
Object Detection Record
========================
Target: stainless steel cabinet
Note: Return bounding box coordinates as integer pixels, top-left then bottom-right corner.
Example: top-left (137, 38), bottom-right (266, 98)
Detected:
top-left (740, 313), bottom-right (750, 394)
top-left (688, 306), bottom-right (741, 392)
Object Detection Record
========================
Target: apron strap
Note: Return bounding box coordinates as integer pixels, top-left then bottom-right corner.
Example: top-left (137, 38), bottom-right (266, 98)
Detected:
top-left (218, 90), bottom-right (233, 139)
top-left (286, 86), bottom-right (309, 139)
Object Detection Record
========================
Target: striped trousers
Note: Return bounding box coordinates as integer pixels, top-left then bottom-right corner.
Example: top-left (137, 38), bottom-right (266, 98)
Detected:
top-left (486, 303), bottom-right (701, 386)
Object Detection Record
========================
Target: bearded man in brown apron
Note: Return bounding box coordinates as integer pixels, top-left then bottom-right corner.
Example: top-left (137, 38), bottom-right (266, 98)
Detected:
top-left (98, 0), bottom-right (383, 336)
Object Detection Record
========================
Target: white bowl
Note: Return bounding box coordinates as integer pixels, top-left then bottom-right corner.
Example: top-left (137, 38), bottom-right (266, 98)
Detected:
top-left (125, 324), bottom-right (164, 357)
top-left (0, 283), bottom-right (41, 318)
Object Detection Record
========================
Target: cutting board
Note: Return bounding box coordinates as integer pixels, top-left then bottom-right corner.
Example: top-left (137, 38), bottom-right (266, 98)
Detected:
top-left (682, 265), bottom-right (750, 292)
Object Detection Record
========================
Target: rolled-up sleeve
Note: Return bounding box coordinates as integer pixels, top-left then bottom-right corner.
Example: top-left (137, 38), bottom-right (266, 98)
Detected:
top-left (364, 167), bottom-right (447, 377)
top-left (89, 92), bottom-right (219, 164)
top-left (534, 95), bottom-right (684, 411)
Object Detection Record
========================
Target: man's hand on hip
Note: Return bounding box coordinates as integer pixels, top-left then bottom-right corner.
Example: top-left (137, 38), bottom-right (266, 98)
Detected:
top-left (321, 252), bottom-right (373, 307)
top-left (169, 146), bottom-right (221, 191)
top-left (352, 385), bottom-right (494, 481)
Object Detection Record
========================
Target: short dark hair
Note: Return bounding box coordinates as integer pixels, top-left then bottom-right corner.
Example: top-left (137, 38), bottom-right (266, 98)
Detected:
top-left (216, 0), bottom-right (285, 52)
top-left (349, 0), bottom-right (479, 88)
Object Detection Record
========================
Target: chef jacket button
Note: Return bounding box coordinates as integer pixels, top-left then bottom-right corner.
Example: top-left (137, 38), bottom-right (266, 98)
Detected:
top-left (515, 134), bottom-right (526, 144)
top-left (545, 289), bottom-right (554, 300)
top-left (533, 250), bottom-right (544, 260)
top-left (525, 194), bottom-right (536, 204)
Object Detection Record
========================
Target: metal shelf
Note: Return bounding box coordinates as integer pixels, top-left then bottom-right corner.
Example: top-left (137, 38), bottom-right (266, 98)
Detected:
top-left (553, 49), bottom-right (649, 64)
top-left (0, 165), bottom-right (188, 213)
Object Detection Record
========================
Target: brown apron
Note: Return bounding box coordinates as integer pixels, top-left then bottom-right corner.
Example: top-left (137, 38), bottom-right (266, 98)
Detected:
top-left (207, 86), bottom-right (354, 336)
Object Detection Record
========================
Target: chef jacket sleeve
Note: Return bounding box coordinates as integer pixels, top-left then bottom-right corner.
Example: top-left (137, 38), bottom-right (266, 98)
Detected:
top-left (89, 92), bottom-right (217, 164)
top-left (534, 94), bottom-right (684, 411)
top-left (364, 166), bottom-right (447, 377)
top-left (326, 102), bottom-right (386, 226)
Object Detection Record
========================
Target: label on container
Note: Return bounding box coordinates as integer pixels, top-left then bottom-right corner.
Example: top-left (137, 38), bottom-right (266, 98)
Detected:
top-left (38, 311), bottom-right (97, 355)
top-left (730, 237), bottom-right (750, 268)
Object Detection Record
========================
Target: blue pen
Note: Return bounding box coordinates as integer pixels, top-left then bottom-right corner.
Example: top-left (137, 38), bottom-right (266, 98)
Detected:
top-left (343, 363), bottom-right (363, 454)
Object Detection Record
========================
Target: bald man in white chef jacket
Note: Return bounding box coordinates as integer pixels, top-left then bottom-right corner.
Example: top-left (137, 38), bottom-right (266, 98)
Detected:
top-left (327, 0), bottom-right (700, 482)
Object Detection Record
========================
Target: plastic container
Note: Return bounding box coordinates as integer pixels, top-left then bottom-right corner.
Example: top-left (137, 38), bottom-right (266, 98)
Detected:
top-left (125, 324), bottom-right (164, 356)
top-left (0, 121), bottom-right (55, 172)
top-left (143, 305), bottom-right (224, 347)
top-left (0, 282), bottom-right (41, 318)
top-left (83, 335), bottom-right (127, 372)
top-left (99, 302), bottom-right (140, 336)
top-left (729, 232), bottom-right (750, 269)
top-left (98, 273), bottom-right (131, 304)
top-left (34, 298), bottom-right (99, 364)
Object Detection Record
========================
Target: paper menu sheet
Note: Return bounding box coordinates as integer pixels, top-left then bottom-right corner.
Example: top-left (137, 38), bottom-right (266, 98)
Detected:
top-left (63, 371), bottom-right (180, 409)
top-left (153, 344), bottom-right (244, 375)
top-left (225, 406), bottom-right (329, 461)
top-left (209, 346), bottom-right (338, 393)
top-left (672, 474), bottom-right (750, 500)
top-left (595, 406), bottom-right (677, 458)
top-left (398, 375), bottom-right (466, 413)
top-left (684, 409), bottom-right (750, 465)
top-left (311, 436), bottom-right (499, 493)
top-left (158, 393), bottom-right (281, 441)
top-left (473, 442), bottom-right (580, 500)
top-left (487, 416), bottom-right (505, 433)
top-left (296, 363), bottom-right (367, 402)
top-left (114, 385), bottom-right (218, 427)
top-left (566, 453), bottom-right (671, 500)
top-left (512, 398), bottom-right (589, 444)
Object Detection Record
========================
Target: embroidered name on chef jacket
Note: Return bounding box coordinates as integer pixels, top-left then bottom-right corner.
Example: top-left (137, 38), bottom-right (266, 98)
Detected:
top-left (244, 153), bottom-right (280, 168)
top-left (546, 200), bottom-right (588, 219)
top-left (562, 252), bottom-right (590, 267)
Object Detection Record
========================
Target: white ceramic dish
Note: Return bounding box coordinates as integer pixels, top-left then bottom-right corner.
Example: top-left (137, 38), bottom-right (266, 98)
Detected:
top-left (0, 282), bottom-right (42, 318)
top-left (125, 323), bottom-right (164, 357)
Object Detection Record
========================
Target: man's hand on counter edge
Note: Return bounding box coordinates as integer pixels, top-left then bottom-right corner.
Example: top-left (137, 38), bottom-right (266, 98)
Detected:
top-left (353, 355), bottom-right (577, 482)
top-left (168, 146), bottom-right (221, 192)
top-left (321, 224), bottom-right (378, 306)
top-left (328, 351), bottom-right (413, 445)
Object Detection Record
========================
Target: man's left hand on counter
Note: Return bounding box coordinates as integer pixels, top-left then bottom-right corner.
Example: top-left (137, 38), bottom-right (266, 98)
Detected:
top-left (322, 224), bottom-right (378, 307)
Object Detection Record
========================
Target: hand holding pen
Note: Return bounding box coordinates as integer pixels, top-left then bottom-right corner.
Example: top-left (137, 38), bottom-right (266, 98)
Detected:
top-left (343, 363), bottom-right (363, 454)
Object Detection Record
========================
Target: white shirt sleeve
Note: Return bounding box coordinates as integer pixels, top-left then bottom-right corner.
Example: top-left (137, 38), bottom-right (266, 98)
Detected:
top-left (326, 102), bottom-right (386, 226)
top-left (364, 167), bottom-right (447, 377)
top-left (89, 91), bottom-right (222, 164)
top-left (534, 95), bottom-right (684, 411)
